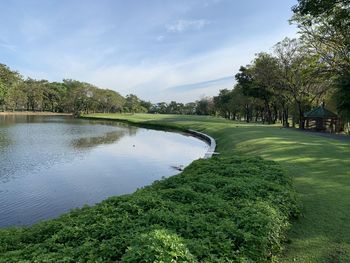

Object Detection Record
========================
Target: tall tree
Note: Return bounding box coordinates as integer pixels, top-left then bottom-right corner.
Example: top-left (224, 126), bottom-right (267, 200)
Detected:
top-left (274, 38), bottom-right (329, 128)
top-left (214, 89), bottom-right (233, 119)
top-left (293, 0), bottom-right (350, 128)
top-left (292, 0), bottom-right (350, 73)
top-left (196, 97), bottom-right (214, 115)
top-left (334, 73), bottom-right (350, 132)
top-left (5, 83), bottom-right (27, 111)
top-left (24, 79), bottom-right (46, 111)
top-left (0, 79), bottom-right (6, 111)
top-left (125, 94), bottom-right (147, 113)
top-left (235, 53), bottom-right (279, 124)
top-left (0, 64), bottom-right (22, 110)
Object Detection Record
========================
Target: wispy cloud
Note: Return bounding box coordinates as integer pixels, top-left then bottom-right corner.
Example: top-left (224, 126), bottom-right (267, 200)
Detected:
top-left (156, 35), bottom-right (165, 42)
top-left (166, 19), bottom-right (210, 33)
top-left (0, 42), bottom-right (16, 51)
top-left (0, 36), bottom-right (16, 51)
top-left (166, 76), bottom-right (233, 93)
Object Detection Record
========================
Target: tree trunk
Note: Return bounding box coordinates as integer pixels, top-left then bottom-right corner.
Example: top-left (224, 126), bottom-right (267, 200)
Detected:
top-left (244, 104), bottom-right (249, 123)
top-left (281, 104), bottom-right (289, 128)
top-left (273, 108), bottom-right (278, 124)
top-left (264, 100), bottom-right (273, 124)
top-left (297, 101), bottom-right (305, 129)
top-left (284, 108), bottom-right (289, 127)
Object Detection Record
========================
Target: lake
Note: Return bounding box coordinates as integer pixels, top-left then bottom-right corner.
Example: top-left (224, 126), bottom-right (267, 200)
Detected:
top-left (0, 115), bottom-right (209, 228)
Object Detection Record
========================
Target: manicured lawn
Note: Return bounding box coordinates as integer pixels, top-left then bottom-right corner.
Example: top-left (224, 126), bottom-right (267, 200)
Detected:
top-left (86, 113), bottom-right (350, 263)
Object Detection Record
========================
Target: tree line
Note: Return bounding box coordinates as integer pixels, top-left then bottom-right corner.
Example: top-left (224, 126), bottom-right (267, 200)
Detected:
top-left (0, 62), bottom-right (215, 116)
top-left (0, 64), bottom-right (161, 115)
top-left (0, 65), bottom-right (126, 115)
top-left (148, 98), bottom-right (214, 115)
top-left (214, 0), bottom-right (349, 130)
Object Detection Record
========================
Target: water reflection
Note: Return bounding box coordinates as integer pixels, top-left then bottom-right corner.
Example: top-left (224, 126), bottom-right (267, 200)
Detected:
top-left (0, 116), bottom-right (128, 183)
top-left (0, 127), bottom-right (11, 148)
top-left (72, 130), bottom-right (130, 149)
top-left (0, 115), bottom-right (208, 227)
top-left (0, 114), bottom-right (52, 124)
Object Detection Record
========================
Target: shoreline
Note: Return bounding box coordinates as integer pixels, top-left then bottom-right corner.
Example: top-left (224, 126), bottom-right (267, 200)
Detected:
top-left (0, 113), bottom-right (297, 262)
top-left (0, 111), bottom-right (73, 116)
top-left (81, 115), bottom-right (217, 159)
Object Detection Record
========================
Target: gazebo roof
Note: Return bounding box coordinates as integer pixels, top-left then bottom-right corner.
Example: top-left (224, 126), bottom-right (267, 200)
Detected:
top-left (304, 106), bottom-right (338, 118)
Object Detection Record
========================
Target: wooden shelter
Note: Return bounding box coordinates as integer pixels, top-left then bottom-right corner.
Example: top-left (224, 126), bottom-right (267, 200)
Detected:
top-left (304, 104), bottom-right (339, 132)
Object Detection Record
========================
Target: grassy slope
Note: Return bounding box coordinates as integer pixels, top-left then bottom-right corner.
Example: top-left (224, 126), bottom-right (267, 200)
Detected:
top-left (85, 113), bottom-right (350, 263)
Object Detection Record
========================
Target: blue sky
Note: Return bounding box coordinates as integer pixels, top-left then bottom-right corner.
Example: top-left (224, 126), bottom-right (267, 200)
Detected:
top-left (0, 0), bottom-right (298, 102)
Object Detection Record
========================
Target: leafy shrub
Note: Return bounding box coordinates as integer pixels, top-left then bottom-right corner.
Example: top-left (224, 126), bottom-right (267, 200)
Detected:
top-left (121, 229), bottom-right (197, 263)
top-left (0, 156), bottom-right (299, 262)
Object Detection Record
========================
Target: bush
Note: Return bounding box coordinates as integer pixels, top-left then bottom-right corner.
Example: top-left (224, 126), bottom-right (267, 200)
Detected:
top-left (121, 229), bottom-right (196, 263)
top-left (0, 156), bottom-right (299, 262)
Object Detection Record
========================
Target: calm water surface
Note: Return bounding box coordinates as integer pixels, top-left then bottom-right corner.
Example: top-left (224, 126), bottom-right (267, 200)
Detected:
top-left (0, 115), bottom-right (208, 227)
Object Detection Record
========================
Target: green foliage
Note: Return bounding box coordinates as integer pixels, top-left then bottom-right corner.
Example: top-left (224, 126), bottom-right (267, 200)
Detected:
top-left (0, 79), bottom-right (6, 109)
top-left (212, 2), bottom-right (349, 130)
top-left (292, 0), bottom-right (346, 16)
top-left (225, 37), bottom-right (333, 129)
top-left (335, 72), bottom-right (350, 120)
top-left (234, 53), bottom-right (283, 124)
top-left (149, 99), bottom-right (213, 115)
top-left (0, 64), bottom-right (127, 114)
top-left (0, 64), bottom-right (21, 110)
top-left (213, 88), bottom-right (251, 121)
top-left (124, 94), bottom-right (147, 113)
top-left (0, 156), bottom-right (299, 262)
top-left (291, 0), bottom-right (350, 131)
top-left (121, 229), bottom-right (197, 263)
top-left (292, 0), bottom-right (350, 84)
top-left (292, 0), bottom-right (349, 74)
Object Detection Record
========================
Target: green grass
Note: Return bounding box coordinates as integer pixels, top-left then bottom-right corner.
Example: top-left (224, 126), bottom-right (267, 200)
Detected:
top-left (84, 113), bottom-right (350, 262)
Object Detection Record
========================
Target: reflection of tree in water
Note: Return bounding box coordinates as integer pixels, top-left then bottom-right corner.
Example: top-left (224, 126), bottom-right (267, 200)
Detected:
top-left (0, 118), bottom-right (13, 149)
top-left (0, 128), bottom-right (14, 182)
top-left (71, 130), bottom-right (128, 149)
top-left (95, 121), bottom-right (138, 137)
top-left (0, 115), bottom-right (19, 125)
top-left (126, 126), bottom-right (138, 137)
top-left (0, 128), bottom-right (11, 147)
top-left (71, 125), bottom-right (138, 149)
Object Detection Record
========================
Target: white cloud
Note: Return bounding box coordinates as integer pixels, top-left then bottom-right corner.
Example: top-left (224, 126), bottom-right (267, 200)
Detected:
top-left (0, 36), bottom-right (16, 51)
top-left (83, 25), bottom-right (297, 102)
top-left (156, 35), bottom-right (165, 42)
top-left (0, 42), bottom-right (16, 52)
top-left (166, 19), bottom-right (210, 33)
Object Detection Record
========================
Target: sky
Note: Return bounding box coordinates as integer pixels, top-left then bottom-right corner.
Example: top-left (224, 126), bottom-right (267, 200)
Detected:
top-left (0, 0), bottom-right (298, 103)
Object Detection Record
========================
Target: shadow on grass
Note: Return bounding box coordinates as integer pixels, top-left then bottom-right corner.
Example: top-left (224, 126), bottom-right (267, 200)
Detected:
top-left (212, 125), bottom-right (350, 262)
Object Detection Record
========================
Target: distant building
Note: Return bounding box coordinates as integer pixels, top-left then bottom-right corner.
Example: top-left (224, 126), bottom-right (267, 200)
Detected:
top-left (304, 104), bottom-right (340, 133)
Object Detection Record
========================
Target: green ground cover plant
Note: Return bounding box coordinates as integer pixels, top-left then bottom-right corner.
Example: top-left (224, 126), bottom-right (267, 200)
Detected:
top-left (0, 155), bottom-right (298, 262)
top-left (82, 114), bottom-right (350, 262)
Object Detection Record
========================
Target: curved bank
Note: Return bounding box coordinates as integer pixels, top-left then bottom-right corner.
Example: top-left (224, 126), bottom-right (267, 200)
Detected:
top-left (81, 115), bottom-right (217, 160)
